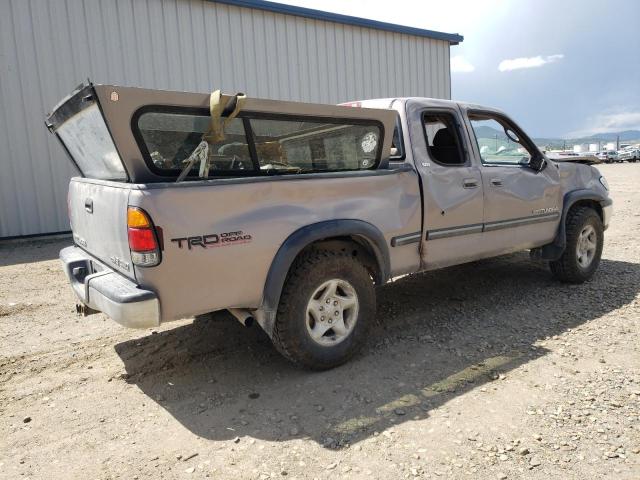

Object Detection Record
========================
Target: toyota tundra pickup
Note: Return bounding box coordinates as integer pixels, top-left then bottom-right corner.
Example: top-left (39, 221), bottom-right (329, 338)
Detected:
top-left (47, 83), bottom-right (612, 369)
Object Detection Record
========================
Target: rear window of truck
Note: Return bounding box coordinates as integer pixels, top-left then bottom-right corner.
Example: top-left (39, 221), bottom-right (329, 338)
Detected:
top-left (133, 108), bottom-right (383, 178)
top-left (56, 103), bottom-right (127, 180)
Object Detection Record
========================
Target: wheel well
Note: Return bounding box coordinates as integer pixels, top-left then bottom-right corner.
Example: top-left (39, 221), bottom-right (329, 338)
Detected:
top-left (296, 236), bottom-right (383, 285)
top-left (532, 195), bottom-right (605, 262)
top-left (568, 199), bottom-right (603, 223)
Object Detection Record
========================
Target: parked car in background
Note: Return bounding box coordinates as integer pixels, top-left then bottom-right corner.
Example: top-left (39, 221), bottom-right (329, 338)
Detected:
top-left (619, 148), bottom-right (640, 162)
top-left (596, 151), bottom-right (619, 163)
top-left (545, 150), bottom-right (601, 164)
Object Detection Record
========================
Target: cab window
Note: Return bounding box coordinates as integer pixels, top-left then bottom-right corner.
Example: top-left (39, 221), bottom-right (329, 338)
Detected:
top-left (390, 115), bottom-right (405, 161)
top-left (469, 114), bottom-right (533, 165)
top-left (422, 112), bottom-right (466, 166)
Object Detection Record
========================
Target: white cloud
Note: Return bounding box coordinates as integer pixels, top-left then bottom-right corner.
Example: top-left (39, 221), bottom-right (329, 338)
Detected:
top-left (498, 54), bottom-right (564, 72)
top-left (594, 112), bottom-right (640, 131)
top-left (568, 111), bottom-right (640, 137)
top-left (451, 55), bottom-right (475, 73)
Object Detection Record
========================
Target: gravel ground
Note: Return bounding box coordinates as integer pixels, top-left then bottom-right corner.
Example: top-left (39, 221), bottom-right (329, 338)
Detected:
top-left (1, 163), bottom-right (639, 480)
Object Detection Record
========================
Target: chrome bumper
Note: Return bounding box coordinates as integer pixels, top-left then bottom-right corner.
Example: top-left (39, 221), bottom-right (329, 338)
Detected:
top-left (60, 246), bottom-right (160, 329)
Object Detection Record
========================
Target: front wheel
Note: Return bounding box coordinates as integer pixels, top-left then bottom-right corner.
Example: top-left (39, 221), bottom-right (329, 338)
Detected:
top-left (550, 206), bottom-right (603, 283)
top-left (272, 248), bottom-right (375, 369)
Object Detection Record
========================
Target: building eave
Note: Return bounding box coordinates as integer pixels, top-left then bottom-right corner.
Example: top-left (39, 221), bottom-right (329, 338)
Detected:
top-left (209, 0), bottom-right (464, 44)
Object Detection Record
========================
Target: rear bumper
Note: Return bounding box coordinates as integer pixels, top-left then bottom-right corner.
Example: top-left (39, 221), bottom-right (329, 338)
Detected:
top-left (60, 246), bottom-right (160, 329)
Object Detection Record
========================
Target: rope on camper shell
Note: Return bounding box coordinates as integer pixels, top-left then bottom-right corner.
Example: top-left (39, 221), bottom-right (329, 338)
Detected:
top-left (176, 90), bottom-right (247, 182)
top-left (203, 90), bottom-right (247, 144)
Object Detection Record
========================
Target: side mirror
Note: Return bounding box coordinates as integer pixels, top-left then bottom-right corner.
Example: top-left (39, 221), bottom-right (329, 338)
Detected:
top-left (529, 154), bottom-right (546, 172)
top-left (505, 128), bottom-right (520, 143)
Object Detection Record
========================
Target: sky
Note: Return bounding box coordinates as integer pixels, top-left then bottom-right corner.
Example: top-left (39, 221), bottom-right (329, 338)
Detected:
top-left (276, 0), bottom-right (640, 138)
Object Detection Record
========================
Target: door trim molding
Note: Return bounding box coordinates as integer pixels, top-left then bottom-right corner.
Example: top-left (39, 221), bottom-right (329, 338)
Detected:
top-left (426, 223), bottom-right (483, 240)
top-left (425, 212), bottom-right (559, 240)
top-left (483, 212), bottom-right (559, 232)
top-left (390, 231), bottom-right (422, 247)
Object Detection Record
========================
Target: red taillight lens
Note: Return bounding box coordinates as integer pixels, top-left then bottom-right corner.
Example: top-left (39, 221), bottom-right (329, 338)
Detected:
top-left (127, 207), bottom-right (161, 266)
top-left (128, 228), bottom-right (157, 252)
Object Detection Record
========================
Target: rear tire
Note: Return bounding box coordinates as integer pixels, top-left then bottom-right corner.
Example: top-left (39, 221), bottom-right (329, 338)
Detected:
top-left (550, 206), bottom-right (603, 283)
top-left (272, 248), bottom-right (375, 370)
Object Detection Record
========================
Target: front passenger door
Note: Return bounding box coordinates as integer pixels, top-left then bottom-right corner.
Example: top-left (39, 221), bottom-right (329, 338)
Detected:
top-left (465, 111), bottom-right (562, 256)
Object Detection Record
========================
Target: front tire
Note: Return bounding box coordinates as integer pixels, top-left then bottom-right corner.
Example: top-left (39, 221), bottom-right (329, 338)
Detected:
top-left (550, 206), bottom-right (603, 283)
top-left (272, 248), bottom-right (375, 369)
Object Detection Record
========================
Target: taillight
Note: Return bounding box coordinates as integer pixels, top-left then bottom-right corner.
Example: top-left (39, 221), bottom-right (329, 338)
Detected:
top-left (127, 206), bottom-right (161, 267)
top-left (128, 228), bottom-right (157, 251)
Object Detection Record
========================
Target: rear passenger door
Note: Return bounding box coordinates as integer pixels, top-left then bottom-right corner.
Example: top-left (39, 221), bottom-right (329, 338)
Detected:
top-left (406, 100), bottom-right (484, 269)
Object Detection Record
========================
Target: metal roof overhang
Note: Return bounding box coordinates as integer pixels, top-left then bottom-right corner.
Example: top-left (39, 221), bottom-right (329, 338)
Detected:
top-left (210, 0), bottom-right (464, 44)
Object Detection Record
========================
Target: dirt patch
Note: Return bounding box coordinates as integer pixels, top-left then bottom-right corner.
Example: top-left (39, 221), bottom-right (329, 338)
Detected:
top-left (0, 164), bottom-right (639, 480)
top-left (0, 302), bottom-right (43, 317)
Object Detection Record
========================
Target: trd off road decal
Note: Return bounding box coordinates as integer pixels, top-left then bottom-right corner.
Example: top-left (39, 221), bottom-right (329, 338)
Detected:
top-left (171, 231), bottom-right (252, 249)
top-left (532, 206), bottom-right (559, 215)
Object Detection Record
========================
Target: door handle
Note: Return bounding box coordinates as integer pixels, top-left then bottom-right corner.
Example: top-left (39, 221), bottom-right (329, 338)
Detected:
top-left (490, 178), bottom-right (503, 187)
top-left (462, 178), bottom-right (479, 189)
top-left (84, 198), bottom-right (93, 213)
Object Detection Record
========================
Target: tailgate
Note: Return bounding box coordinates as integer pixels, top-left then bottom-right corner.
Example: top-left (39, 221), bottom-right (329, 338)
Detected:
top-left (68, 179), bottom-right (134, 280)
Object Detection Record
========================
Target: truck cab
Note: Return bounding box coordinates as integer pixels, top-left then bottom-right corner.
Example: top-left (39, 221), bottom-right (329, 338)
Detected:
top-left (359, 98), bottom-right (611, 270)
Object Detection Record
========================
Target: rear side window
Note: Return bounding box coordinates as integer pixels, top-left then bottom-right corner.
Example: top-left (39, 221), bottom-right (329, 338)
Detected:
top-left (249, 118), bottom-right (380, 171)
top-left (133, 108), bottom-right (383, 178)
top-left (136, 112), bottom-right (254, 174)
top-left (422, 112), bottom-right (466, 166)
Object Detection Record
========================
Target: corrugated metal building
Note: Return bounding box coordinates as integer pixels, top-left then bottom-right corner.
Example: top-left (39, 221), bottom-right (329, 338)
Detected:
top-left (0, 0), bottom-right (462, 238)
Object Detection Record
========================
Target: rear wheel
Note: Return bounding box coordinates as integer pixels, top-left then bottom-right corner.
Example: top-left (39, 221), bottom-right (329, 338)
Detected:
top-left (550, 206), bottom-right (603, 283)
top-left (272, 248), bottom-right (375, 369)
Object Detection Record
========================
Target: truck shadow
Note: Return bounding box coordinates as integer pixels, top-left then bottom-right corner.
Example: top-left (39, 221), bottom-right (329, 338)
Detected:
top-left (114, 252), bottom-right (640, 448)
top-left (0, 237), bottom-right (70, 267)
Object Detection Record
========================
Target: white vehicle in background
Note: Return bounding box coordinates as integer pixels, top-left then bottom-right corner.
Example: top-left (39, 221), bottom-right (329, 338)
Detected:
top-left (596, 151), bottom-right (619, 164)
top-left (618, 148), bottom-right (640, 163)
top-left (545, 150), bottom-right (602, 164)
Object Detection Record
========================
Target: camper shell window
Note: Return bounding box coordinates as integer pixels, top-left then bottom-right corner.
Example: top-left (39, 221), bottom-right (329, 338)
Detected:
top-left (56, 103), bottom-right (127, 180)
top-left (132, 107), bottom-right (384, 178)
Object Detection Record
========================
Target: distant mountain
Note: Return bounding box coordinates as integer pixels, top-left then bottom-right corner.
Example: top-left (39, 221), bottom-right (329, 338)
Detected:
top-left (584, 130), bottom-right (640, 141)
top-left (473, 125), bottom-right (640, 148)
top-left (532, 130), bottom-right (640, 149)
top-left (473, 125), bottom-right (507, 140)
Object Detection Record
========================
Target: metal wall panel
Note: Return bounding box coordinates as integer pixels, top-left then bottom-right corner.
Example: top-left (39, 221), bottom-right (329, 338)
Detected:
top-left (0, 0), bottom-right (451, 237)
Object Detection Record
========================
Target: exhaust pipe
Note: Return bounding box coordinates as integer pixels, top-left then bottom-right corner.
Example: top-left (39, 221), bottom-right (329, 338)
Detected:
top-left (228, 308), bottom-right (254, 327)
top-left (76, 303), bottom-right (99, 317)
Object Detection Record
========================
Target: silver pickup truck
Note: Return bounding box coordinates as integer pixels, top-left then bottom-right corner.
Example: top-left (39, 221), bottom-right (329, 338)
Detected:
top-left (47, 83), bottom-right (612, 369)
